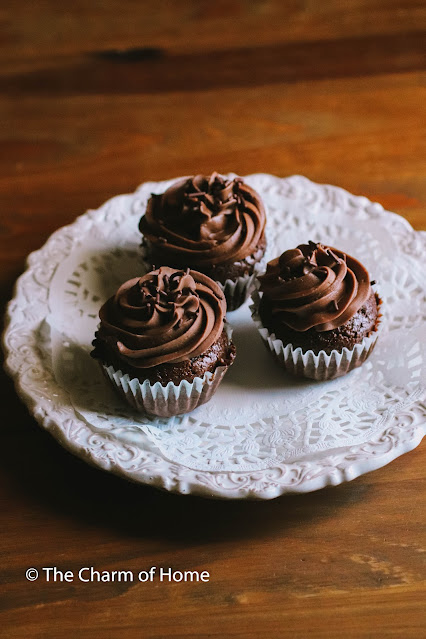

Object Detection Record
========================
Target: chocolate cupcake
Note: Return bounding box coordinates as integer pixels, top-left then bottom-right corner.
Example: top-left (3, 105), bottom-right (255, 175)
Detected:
top-left (139, 172), bottom-right (267, 310)
top-left (92, 267), bottom-right (236, 416)
top-left (251, 242), bottom-right (382, 380)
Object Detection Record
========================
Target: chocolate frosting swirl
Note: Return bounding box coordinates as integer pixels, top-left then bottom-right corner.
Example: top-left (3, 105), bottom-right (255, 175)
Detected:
top-left (95, 267), bottom-right (226, 368)
top-left (139, 172), bottom-right (266, 266)
top-left (258, 242), bottom-right (371, 332)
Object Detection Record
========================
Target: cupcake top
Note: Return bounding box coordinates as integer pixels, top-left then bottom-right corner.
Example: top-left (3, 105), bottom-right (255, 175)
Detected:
top-left (258, 241), bottom-right (372, 332)
top-left (139, 172), bottom-right (266, 267)
top-left (93, 267), bottom-right (226, 368)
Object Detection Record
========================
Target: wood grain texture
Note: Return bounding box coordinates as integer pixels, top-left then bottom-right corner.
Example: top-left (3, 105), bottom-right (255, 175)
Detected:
top-left (0, 1), bottom-right (425, 638)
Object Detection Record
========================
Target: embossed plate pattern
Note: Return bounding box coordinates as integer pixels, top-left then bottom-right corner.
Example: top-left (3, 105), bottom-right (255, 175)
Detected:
top-left (3, 175), bottom-right (426, 499)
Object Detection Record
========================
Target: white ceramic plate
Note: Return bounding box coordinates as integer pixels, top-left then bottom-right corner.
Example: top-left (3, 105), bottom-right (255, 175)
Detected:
top-left (3, 175), bottom-right (426, 499)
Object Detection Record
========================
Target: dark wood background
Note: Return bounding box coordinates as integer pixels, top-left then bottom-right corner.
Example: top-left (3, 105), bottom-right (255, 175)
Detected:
top-left (1, 2), bottom-right (425, 637)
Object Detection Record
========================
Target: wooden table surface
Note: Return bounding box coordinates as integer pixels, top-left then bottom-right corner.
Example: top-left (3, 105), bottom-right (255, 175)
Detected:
top-left (1, 2), bottom-right (425, 638)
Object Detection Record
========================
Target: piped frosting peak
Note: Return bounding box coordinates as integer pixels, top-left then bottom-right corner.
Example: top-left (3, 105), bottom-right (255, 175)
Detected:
top-left (139, 173), bottom-right (266, 267)
top-left (94, 267), bottom-right (226, 367)
top-left (258, 242), bottom-right (371, 332)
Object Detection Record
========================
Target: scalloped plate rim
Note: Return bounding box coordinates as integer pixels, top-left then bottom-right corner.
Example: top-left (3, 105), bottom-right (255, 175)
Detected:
top-left (2, 174), bottom-right (426, 500)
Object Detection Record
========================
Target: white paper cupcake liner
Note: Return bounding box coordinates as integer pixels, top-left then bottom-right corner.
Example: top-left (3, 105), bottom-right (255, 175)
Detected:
top-left (250, 290), bottom-right (380, 381)
top-left (218, 261), bottom-right (265, 311)
top-left (140, 241), bottom-right (267, 312)
top-left (101, 363), bottom-right (229, 417)
top-left (99, 323), bottom-right (234, 417)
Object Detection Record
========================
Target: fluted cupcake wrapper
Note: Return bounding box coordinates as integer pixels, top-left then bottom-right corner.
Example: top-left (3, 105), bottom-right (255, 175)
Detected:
top-left (100, 364), bottom-right (229, 417)
top-left (99, 322), bottom-right (234, 417)
top-left (218, 261), bottom-right (266, 311)
top-left (140, 242), bottom-right (267, 312)
top-left (250, 291), bottom-right (380, 381)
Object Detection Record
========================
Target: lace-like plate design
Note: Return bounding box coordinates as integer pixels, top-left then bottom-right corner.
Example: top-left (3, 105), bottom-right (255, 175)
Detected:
top-left (3, 175), bottom-right (426, 499)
